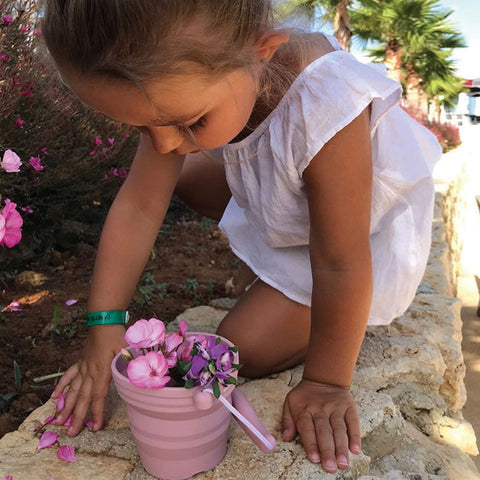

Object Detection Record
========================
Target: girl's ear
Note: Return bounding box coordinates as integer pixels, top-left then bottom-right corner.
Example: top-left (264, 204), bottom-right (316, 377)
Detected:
top-left (255, 30), bottom-right (290, 63)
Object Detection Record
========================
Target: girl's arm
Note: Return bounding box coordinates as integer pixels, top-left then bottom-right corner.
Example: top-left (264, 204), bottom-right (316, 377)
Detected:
top-left (53, 133), bottom-right (184, 436)
top-left (282, 106), bottom-right (373, 473)
top-left (88, 133), bottom-right (184, 310)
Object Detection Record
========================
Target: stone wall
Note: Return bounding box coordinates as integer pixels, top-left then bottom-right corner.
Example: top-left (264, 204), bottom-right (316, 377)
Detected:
top-left (1, 166), bottom-right (479, 479)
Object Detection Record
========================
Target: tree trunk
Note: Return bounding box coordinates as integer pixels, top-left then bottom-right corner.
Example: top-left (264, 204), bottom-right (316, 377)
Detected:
top-left (384, 44), bottom-right (402, 84)
top-left (333, 0), bottom-right (352, 51)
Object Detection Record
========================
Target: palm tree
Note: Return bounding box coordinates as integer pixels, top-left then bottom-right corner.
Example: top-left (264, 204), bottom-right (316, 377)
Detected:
top-left (351, 0), bottom-right (465, 108)
top-left (282, 0), bottom-right (353, 51)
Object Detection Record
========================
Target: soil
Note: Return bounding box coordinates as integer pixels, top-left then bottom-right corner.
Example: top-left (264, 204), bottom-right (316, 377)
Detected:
top-left (0, 210), bottom-right (238, 438)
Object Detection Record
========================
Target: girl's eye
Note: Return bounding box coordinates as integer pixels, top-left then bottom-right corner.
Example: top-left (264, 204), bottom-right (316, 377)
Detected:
top-left (183, 116), bottom-right (207, 133)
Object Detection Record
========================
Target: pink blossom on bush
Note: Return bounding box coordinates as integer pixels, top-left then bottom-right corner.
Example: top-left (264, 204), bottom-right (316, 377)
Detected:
top-left (21, 205), bottom-right (33, 214)
top-left (15, 118), bottom-right (24, 128)
top-left (0, 199), bottom-right (23, 248)
top-left (11, 77), bottom-right (20, 87)
top-left (57, 445), bottom-right (77, 462)
top-left (107, 137), bottom-right (115, 146)
top-left (0, 54), bottom-right (8, 61)
top-left (28, 156), bottom-right (44, 171)
top-left (20, 88), bottom-right (33, 98)
top-left (126, 351), bottom-right (171, 388)
top-left (2, 15), bottom-right (13, 25)
top-left (124, 318), bottom-right (166, 349)
top-left (94, 137), bottom-right (102, 146)
top-left (1, 150), bottom-right (21, 172)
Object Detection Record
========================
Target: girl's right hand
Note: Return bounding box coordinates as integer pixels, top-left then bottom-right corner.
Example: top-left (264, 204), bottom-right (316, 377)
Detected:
top-left (50, 324), bottom-right (127, 437)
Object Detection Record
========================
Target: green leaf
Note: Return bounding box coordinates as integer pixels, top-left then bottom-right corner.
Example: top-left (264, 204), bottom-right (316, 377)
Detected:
top-left (215, 336), bottom-right (222, 344)
top-left (231, 363), bottom-right (243, 370)
top-left (177, 361), bottom-right (192, 374)
top-left (208, 362), bottom-right (216, 374)
top-left (184, 379), bottom-right (195, 389)
top-left (212, 380), bottom-right (221, 399)
top-left (229, 346), bottom-right (239, 353)
top-left (13, 360), bottom-right (22, 391)
top-left (225, 376), bottom-right (238, 385)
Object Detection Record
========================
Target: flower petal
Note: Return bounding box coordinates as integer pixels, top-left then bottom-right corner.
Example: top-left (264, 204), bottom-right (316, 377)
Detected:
top-left (65, 299), bottom-right (78, 306)
top-left (38, 431), bottom-right (59, 449)
top-left (57, 445), bottom-right (77, 462)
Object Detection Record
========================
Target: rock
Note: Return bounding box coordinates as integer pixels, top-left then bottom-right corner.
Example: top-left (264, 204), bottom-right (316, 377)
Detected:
top-left (15, 270), bottom-right (47, 287)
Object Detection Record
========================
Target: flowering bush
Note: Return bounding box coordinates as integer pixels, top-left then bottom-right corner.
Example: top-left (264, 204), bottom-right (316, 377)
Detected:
top-left (401, 105), bottom-right (461, 152)
top-left (121, 318), bottom-right (241, 399)
top-left (0, 0), bottom-right (137, 268)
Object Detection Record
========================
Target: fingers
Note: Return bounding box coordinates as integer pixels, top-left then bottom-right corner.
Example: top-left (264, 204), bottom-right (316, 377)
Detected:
top-left (281, 401), bottom-right (297, 442)
top-left (330, 410), bottom-right (350, 469)
top-left (345, 405), bottom-right (362, 454)
top-left (51, 364), bottom-right (79, 398)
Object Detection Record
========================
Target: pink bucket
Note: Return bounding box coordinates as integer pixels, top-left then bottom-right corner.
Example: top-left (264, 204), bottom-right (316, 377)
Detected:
top-left (111, 333), bottom-right (238, 480)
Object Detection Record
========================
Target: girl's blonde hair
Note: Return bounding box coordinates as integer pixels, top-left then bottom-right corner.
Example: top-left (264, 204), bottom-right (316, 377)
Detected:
top-left (41, 0), bottom-right (307, 112)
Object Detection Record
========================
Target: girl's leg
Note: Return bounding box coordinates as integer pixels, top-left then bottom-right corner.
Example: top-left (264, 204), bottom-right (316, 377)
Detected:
top-left (217, 280), bottom-right (311, 377)
top-left (174, 151), bottom-right (231, 221)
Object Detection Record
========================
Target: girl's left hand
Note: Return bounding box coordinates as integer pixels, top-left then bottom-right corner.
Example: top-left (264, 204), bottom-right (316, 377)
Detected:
top-left (282, 378), bottom-right (362, 474)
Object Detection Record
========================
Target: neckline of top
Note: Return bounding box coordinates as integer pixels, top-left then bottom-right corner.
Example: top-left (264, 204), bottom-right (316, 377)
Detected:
top-left (224, 49), bottom-right (349, 153)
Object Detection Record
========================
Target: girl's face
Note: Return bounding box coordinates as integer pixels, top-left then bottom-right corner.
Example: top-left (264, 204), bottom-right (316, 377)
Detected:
top-left (62, 68), bottom-right (259, 155)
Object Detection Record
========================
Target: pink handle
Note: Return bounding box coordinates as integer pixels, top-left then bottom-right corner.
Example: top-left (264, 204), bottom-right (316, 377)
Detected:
top-left (230, 389), bottom-right (276, 453)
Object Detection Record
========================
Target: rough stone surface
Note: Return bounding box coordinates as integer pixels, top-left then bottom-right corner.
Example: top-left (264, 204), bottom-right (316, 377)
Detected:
top-left (1, 154), bottom-right (479, 479)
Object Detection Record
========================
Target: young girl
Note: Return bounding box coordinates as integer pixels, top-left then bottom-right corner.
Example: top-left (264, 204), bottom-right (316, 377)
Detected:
top-left (42, 0), bottom-right (441, 474)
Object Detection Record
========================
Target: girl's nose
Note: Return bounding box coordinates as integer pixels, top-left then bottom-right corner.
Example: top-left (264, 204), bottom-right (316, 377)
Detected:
top-left (147, 126), bottom-right (184, 154)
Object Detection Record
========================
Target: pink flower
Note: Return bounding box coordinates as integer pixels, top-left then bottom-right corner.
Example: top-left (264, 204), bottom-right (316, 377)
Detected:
top-left (179, 320), bottom-right (188, 336)
top-left (121, 133), bottom-right (129, 138)
top-left (107, 137), bottom-right (115, 146)
top-left (3, 301), bottom-right (22, 312)
top-left (63, 413), bottom-right (73, 427)
top-left (0, 199), bottom-right (23, 248)
top-left (1, 150), bottom-right (21, 172)
top-left (34, 29), bottom-right (41, 37)
top-left (44, 415), bottom-right (55, 425)
top-left (12, 77), bottom-right (20, 87)
top-left (20, 88), bottom-right (33, 98)
top-left (57, 445), bottom-right (77, 462)
top-left (2, 15), bottom-right (13, 25)
top-left (15, 119), bottom-right (24, 128)
top-left (39, 147), bottom-right (48, 155)
top-left (38, 431), bottom-right (59, 449)
top-left (94, 137), bottom-right (102, 146)
top-left (126, 351), bottom-right (170, 388)
top-left (89, 149), bottom-right (96, 157)
top-left (21, 206), bottom-right (33, 214)
top-left (2, 476), bottom-right (13, 480)
top-left (177, 334), bottom-right (207, 362)
top-left (124, 318), bottom-right (166, 349)
top-left (85, 419), bottom-right (94, 429)
top-left (28, 156), bottom-right (44, 171)
top-left (0, 54), bottom-right (8, 61)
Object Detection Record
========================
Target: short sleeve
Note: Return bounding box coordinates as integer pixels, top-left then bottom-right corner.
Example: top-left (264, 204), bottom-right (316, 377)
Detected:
top-left (267, 51), bottom-right (402, 177)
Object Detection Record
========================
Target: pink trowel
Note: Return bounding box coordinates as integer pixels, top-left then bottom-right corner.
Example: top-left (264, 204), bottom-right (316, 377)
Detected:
top-left (193, 388), bottom-right (276, 453)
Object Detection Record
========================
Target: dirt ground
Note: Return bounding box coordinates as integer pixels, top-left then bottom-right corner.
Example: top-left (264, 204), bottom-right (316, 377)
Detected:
top-left (0, 215), bottom-right (238, 438)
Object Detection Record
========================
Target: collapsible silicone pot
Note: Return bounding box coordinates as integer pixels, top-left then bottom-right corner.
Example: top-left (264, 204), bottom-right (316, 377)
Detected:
top-left (111, 332), bottom-right (275, 480)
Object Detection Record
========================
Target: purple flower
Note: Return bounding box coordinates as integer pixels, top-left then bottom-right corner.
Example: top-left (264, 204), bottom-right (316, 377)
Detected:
top-left (124, 318), bottom-right (165, 349)
top-left (65, 298), bottom-right (78, 306)
top-left (190, 354), bottom-right (208, 377)
top-left (126, 351), bottom-right (170, 388)
top-left (0, 54), bottom-right (8, 61)
top-left (2, 15), bottom-right (13, 25)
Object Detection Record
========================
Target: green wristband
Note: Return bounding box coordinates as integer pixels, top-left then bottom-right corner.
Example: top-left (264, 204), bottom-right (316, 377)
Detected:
top-left (86, 310), bottom-right (129, 326)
